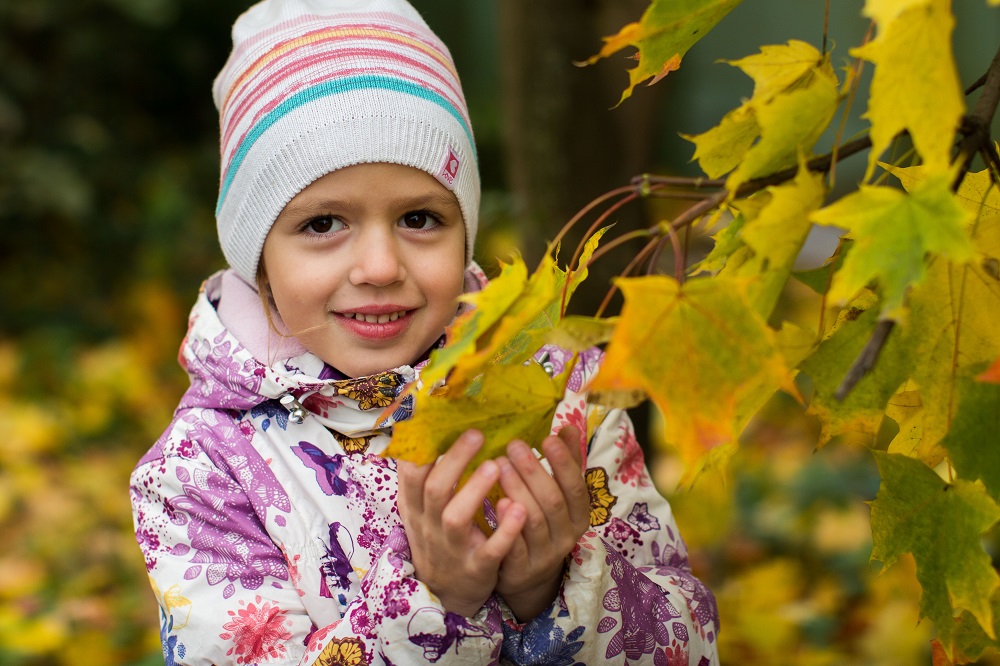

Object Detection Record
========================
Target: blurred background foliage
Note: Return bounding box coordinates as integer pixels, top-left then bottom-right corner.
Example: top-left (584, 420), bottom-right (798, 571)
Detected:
top-left (0, 0), bottom-right (996, 663)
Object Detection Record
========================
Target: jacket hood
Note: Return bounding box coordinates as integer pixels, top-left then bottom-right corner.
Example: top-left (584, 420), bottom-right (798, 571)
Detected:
top-left (175, 267), bottom-right (486, 437)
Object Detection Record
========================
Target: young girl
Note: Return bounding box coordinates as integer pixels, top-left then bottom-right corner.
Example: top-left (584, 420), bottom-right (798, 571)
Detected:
top-left (130, 0), bottom-right (720, 663)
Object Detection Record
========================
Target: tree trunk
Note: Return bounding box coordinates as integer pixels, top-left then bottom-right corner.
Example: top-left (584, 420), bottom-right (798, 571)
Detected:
top-left (497, 0), bottom-right (662, 272)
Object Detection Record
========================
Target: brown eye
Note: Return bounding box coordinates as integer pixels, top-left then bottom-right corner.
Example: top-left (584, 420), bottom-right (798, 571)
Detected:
top-left (399, 211), bottom-right (439, 230)
top-left (304, 216), bottom-right (344, 234)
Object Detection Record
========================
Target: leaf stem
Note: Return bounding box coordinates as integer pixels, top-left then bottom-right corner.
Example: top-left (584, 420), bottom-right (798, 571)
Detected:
top-left (544, 185), bottom-right (636, 272)
top-left (568, 192), bottom-right (640, 274)
top-left (595, 235), bottom-right (662, 318)
top-left (645, 221), bottom-right (685, 284)
top-left (830, 22), bottom-right (875, 190)
top-left (586, 228), bottom-right (655, 267)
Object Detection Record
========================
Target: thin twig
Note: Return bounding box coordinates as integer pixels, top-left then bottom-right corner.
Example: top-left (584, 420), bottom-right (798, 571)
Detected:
top-left (734, 134), bottom-right (873, 199)
top-left (966, 73), bottom-right (988, 96)
top-left (982, 144), bottom-right (1000, 180)
top-left (587, 228), bottom-right (655, 266)
top-left (561, 190), bottom-right (645, 315)
top-left (633, 174), bottom-right (725, 189)
top-left (834, 320), bottom-right (895, 400)
top-left (644, 190), bottom-right (724, 201)
top-left (568, 192), bottom-right (640, 274)
top-left (822, 0), bottom-right (830, 56)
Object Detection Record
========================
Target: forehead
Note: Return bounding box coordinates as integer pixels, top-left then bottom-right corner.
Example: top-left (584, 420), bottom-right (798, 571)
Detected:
top-left (280, 163), bottom-right (462, 218)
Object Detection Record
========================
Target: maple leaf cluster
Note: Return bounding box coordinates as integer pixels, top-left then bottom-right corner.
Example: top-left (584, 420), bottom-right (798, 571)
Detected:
top-left (385, 0), bottom-right (1000, 662)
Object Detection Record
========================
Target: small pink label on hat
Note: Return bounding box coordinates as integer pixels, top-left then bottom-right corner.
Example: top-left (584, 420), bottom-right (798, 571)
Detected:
top-left (439, 148), bottom-right (460, 187)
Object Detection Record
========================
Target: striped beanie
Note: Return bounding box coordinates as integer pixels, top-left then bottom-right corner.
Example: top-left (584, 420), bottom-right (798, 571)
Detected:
top-left (212, 0), bottom-right (479, 282)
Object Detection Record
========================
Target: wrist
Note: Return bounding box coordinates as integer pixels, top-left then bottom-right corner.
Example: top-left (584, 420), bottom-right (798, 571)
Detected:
top-left (501, 569), bottom-right (563, 622)
top-left (436, 591), bottom-right (488, 618)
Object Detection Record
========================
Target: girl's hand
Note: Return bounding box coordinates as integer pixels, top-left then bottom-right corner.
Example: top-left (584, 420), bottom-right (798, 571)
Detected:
top-left (494, 426), bottom-right (590, 622)
top-left (397, 429), bottom-right (527, 617)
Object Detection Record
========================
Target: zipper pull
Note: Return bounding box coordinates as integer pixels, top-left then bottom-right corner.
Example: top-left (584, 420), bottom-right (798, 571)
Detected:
top-left (279, 394), bottom-right (307, 425)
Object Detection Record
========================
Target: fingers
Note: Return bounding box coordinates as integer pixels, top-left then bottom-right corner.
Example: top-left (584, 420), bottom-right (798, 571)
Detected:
top-left (478, 500), bottom-right (526, 565)
top-left (440, 458), bottom-right (500, 535)
top-left (542, 435), bottom-right (590, 533)
top-left (421, 430), bottom-right (484, 514)
top-left (396, 459), bottom-right (433, 518)
top-left (556, 425), bottom-right (584, 468)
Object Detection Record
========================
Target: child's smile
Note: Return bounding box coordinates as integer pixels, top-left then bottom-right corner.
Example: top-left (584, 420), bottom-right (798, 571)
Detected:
top-left (261, 162), bottom-right (467, 377)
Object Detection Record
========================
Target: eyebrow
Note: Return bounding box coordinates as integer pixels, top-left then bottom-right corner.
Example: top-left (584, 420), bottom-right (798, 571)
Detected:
top-left (279, 190), bottom-right (460, 219)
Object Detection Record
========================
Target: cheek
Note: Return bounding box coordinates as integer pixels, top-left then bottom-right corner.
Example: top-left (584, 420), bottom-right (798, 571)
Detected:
top-left (425, 255), bottom-right (467, 307)
top-left (266, 261), bottom-right (335, 325)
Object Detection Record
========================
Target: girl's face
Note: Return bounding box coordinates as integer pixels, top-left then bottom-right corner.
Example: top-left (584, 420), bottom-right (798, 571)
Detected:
top-left (261, 162), bottom-right (467, 377)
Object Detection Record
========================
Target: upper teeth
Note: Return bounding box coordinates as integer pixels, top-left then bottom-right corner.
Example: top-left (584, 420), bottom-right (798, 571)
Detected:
top-left (347, 311), bottom-right (406, 324)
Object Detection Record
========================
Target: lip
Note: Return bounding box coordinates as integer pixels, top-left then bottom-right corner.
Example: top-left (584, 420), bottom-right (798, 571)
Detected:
top-left (337, 304), bottom-right (411, 316)
top-left (333, 305), bottom-right (415, 341)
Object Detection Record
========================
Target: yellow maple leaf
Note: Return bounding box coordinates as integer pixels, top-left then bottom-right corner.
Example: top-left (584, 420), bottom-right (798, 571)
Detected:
top-left (384, 362), bottom-right (569, 467)
top-left (588, 275), bottom-right (793, 474)
top-left (443, 229), bottom-right (606, 390)
top-left (418, 258), bottom-right (528, 389)
top-left (723, 162), bottom-right (828, 318)
top-left (852, 0), bottom-right (965, 177)
top-left (682, 40), bottom-right (840, 188)
top-left (580, 0), bottom-right (742, 105)
top-left (683, 105), bottom-right (760, 180)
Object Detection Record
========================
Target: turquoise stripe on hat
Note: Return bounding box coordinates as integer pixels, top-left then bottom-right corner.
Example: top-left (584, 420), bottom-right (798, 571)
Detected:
top-left (216, 74), bottom-right (476, 215)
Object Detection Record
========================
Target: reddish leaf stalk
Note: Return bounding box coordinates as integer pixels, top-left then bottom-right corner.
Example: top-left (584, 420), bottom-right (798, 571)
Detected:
top-left (645, 221), bottom-right (686, 285)
top-left (545, 185), bottom-right (636, 273)
top-left (595, 234), bottom-right (662, 318)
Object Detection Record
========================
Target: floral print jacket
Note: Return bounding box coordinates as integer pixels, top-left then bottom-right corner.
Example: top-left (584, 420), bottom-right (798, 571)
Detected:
top-left (131, 268), bottom-right (719, 666)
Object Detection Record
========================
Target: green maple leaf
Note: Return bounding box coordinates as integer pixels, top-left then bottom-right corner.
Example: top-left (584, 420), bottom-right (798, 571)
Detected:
top-left (852, 0), bottom-right (965, 177)
top-left (580, 0), bottom-right (742, 105)
top-left (882, 163), bottom-right (1000, 219)
top-left (870, 451), bottom-right (1000, 640)
top-left (943, 377), bottom-right (1000, 499)
top-left (801, 290), bottom-right (915, 444)
top-left (810, 173), bottom-right (973, 318)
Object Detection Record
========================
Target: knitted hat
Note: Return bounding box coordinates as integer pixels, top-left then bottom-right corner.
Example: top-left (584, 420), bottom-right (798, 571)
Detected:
top-left (213, 0), bottom-right (479, 282)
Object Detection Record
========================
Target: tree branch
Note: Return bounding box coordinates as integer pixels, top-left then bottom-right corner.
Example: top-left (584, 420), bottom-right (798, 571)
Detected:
top-left (834, 320), bottom-right (895, 401)
top-left (954, 44), bottom-right (1000, 189)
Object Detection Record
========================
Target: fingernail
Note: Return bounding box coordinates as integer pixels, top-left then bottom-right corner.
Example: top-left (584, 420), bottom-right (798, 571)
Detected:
top-left (479, 459), bottom-right (498, 477)
top-left (508, 440), bottom-right (530, 460)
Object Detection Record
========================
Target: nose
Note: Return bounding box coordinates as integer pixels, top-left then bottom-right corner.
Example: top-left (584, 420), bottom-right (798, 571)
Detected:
top-left (348, 225), bottom-right (406, 286)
